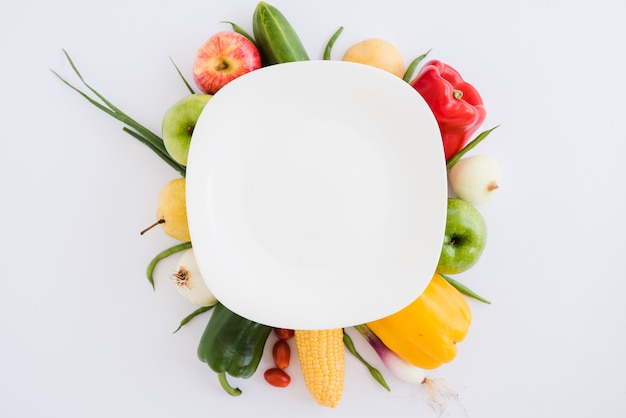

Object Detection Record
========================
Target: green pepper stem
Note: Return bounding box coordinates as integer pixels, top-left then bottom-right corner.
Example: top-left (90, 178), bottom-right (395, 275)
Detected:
top-left (217, 372), bottom-right (242, 396)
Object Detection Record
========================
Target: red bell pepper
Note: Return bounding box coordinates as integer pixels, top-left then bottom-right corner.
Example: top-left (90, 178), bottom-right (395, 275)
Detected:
top-left (410, 60), bottom-right (486, 161)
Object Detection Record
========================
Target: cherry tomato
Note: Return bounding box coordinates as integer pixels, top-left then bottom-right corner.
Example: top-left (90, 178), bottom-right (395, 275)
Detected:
top-left (274, 328), bottom-right (294, 340)
top-left (264, 368), bottom-right (291, 387)
top-left (272, 340), bottom-right (291, 369)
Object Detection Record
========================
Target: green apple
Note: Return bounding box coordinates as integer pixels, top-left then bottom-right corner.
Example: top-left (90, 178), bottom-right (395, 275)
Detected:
top-left (436, 198), bottom-right (487, 274)
top-left (162, 93), bottom-right (212, 166)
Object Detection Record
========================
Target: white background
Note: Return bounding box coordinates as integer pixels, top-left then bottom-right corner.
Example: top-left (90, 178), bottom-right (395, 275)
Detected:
top-left (1, 0), bottom-right (625, 417)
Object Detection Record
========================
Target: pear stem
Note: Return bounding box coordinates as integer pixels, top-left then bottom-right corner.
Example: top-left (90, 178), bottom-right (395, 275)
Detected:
top-left (140, 219), bottom-right (165, 235)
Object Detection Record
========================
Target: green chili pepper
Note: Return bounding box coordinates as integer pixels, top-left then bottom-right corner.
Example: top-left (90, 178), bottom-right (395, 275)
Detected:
top-left (197, 303), bottom-right (272, 396)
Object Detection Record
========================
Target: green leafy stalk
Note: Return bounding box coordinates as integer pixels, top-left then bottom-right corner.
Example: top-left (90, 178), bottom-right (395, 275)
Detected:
top-left (402, 48), bottom-right (432, 82)
top-left (441, 274), bottom-right (491, 304)
top-left (323, 26), bottom-right (344, 60)
top-left (50, 49), bottom-right (186, 177)
top-left (446, 125), bottom-right (500, 170)
top-left (222, 21), bottom-right (271, 66)
top-left (169, 56), bottom-right (195, 94)
top-left (222, 21), bottom-right (258, 46)
top-left (122, 127), bottom-right (186, 174)
top-left (343, 329), bottom-right (390, 391)
top-left (173, 305), bottom-right (215, 333)
top-left (145, 242), bottom-right (192, 289)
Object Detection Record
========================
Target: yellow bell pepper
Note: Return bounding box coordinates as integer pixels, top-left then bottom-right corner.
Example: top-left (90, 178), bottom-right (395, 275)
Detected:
top-left (366, 273), bottom-right (471, 369)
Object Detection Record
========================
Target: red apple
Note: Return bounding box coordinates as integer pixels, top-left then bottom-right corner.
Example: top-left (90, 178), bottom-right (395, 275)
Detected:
top-left (193, 31), bottom-right (262, 94)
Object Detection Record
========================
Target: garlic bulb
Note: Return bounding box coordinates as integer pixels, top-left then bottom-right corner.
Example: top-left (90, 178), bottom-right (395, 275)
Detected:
top-left (172, 249), bottom-right (218, 307)
top-left (448, 154), bottom-right (501, 205)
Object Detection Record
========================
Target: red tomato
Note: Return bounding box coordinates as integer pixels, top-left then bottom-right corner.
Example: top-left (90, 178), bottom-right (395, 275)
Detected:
top-left (274, 328), bottom-right (294, 340)
top-left (264, 368), bottom-right (291, 387)
top-left (272, 340), bottom-right (291, 369)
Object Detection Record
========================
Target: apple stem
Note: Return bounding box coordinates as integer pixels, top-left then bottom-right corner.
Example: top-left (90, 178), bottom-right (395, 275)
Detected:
top-left (140, 219), bottom-right (165, 235)
top-left (216, 60), bottom-right (229, 71)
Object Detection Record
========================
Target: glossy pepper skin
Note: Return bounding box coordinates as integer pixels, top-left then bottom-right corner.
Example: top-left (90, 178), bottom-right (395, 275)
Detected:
top-left (410, 60), bottom-right (486, 161)
top-left (197, 303), bottom-right (272, 395)
top-left (366, 273), bottom-right (471, 370)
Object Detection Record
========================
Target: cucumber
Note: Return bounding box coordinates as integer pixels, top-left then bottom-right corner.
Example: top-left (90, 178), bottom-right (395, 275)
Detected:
top-left (252, 2), bottom-right (309, 64)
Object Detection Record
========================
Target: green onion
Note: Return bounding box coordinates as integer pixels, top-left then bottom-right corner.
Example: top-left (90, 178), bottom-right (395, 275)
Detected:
top-left (222, 21), bottom-right (258, 47)
top-left (50, 49), bottom-right (186, 177)
top-left (354, 324), bottom-right (426, 385)
top-left (169, 56), bottom-right (195, 95)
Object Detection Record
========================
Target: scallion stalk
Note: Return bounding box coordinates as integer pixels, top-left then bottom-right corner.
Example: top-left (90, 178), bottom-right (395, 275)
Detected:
top-left (51, 49), bottom-right (186, 177)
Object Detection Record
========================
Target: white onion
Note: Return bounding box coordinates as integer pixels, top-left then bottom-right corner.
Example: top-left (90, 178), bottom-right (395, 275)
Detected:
top-left (381, 350), bottom-right (426, 385)
top-left (171, 249), bottom-right (218, 307)
top-left (448, 154), bottom-right (502, 205)
top-left (355, 324), bottom-right (426, 385)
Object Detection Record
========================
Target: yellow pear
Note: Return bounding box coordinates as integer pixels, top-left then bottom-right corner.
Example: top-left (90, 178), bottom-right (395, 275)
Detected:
top-left (141, 178), bottom-right (190, 242)
top-left (342, 38), bottom-right (405, 78)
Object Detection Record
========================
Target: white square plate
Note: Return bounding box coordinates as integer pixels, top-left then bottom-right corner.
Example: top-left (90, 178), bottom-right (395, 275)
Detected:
top-left (186, 60), bottom-right (446, 329)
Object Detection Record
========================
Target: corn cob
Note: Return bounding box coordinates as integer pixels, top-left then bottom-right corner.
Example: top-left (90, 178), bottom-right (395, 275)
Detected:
top-left (294, 328), bottom-right (345, 408)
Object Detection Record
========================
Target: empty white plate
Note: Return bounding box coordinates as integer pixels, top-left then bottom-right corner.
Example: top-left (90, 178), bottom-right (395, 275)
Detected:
top-left (186, 60), bottom-right (446, 330)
